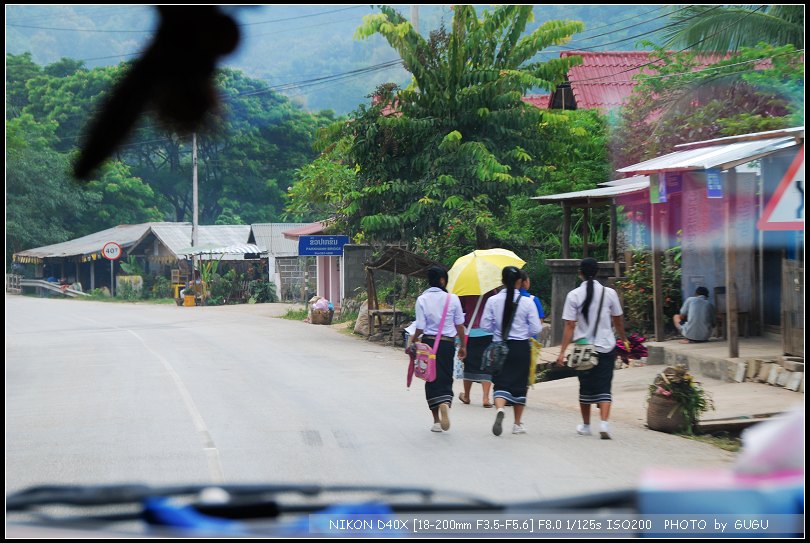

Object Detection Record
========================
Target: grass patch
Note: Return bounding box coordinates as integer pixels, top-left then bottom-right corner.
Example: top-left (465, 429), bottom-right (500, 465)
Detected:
top-left (684, 433), bottom-right (742, 452)
top-left (281, 307), bottom-right (309, 321)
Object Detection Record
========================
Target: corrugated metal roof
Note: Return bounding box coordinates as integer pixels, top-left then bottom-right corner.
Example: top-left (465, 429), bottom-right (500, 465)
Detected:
top-left (150, 224), bottom-right (252, 261)
top-left (617, 136), bottom-right (799, 174)
top-left (598, 175), bottom-right (650, 187)
top-left (673, 126), bottom-right (805, 149)
top-left (250, 223), bottom-right (308, 256)
top-left (532, 179), bottom-right (649, 203)
top-left (561, 51), bottom-right (728, 111)
top-left (12, 222), bottom-right (171, 260)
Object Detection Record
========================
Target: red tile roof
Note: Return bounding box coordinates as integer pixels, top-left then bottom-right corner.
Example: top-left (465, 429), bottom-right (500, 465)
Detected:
top-left (560, 51), bottom-right (730, 111)
top-left (282, 221), bottom-right (329, 240)
top-left (522, 94), bottom-right (551, 109)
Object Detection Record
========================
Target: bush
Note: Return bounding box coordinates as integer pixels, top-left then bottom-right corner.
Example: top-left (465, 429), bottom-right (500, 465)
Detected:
top-left (149, 275), bottom-right (173, 299)
top-left (248, 280), bottom-right (278, 303)
top-left (618, 247), bottom-right (682, 334)
top-left (117, 280), bottom-right (139, 301)
top-left (208, 269), bottom-right (242, 304)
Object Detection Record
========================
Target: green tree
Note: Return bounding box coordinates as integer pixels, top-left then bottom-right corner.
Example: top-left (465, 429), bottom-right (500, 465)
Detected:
top-left (75, 160), bottom-right (164, 233)
top-left (613, 43), bottom-right (803, 167)
top-left (285, 123), bottom-right (357, 224)
top-left (6, 52), bottom-right (42, 118)
top-left (664, 5), bottom-right (804, 53)
top-left (344, 5), bottom-right (583, 247)
top-left (6, 114), bottom-right (90, 261)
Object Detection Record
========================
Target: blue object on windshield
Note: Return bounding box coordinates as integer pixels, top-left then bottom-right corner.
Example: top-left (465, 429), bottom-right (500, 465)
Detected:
top-left (143, 497), bottom-right (246, 534)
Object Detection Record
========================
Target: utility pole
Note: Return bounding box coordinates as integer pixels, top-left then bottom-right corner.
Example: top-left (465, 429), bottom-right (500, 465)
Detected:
top-left (411, 5), bottom-right (419, 33)
top-left (192, 132), bottom-right (199, 277)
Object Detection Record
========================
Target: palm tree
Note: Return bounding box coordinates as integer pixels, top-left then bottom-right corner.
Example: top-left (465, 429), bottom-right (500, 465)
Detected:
top-left (664, 5), bottom-right (803, 53)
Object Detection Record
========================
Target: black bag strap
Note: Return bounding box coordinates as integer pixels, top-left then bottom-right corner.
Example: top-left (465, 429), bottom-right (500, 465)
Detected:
top-left (502, 296), bottom-right (521, 341)
top-left (589, 286), bottom-right (606, 342)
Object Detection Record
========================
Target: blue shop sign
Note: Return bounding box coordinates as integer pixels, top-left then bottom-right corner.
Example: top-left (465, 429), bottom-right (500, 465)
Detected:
top-left (298, 235), bottom-right (349, 256)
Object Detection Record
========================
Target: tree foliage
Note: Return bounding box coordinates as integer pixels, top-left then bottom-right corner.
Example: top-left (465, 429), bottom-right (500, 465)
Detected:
top-left (612, 43), bottom-right (804, 168)
top-left (339, 5), bottom-right (583, 247)
top-left (6, 53), bottom-right (335, 259)
top-left (663, 5), bottom-right (803, 53)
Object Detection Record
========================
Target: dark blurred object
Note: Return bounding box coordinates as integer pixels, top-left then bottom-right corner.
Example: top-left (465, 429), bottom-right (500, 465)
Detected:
top-left (74, 6), bottom-right (240, 180)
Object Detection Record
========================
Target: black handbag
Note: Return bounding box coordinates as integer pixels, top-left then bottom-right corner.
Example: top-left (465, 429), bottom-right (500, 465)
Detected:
top-left (481, 298), bottom-right (521, 376)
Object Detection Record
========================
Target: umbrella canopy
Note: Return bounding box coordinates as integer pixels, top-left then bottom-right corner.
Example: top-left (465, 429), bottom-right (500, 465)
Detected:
top-left (446, 248), bottom-right (526, 296)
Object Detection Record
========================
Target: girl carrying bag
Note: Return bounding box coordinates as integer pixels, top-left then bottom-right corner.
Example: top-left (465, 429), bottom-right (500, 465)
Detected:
top-left (406, 294), bottom-right (451, 388)
top-left (566, 287), bottom-right (605, 371)
top-left (480, 298), bottom-right (521, 376)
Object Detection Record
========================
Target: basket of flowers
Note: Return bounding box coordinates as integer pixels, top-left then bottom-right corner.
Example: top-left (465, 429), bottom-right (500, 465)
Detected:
top-left (647, 365), bottom-right (713, 434)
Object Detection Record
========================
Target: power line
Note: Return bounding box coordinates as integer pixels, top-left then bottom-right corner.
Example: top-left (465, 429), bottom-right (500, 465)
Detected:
top-left (6, 5), bottom-right (368, 33)
top-left (565, 6), bottom-right (768, 84)
top-left (75, 12), bottom-right (372, 63)
top-left (567, 5), bottom-right (685, 43)
top-left (608, 48), bottom-right (804, 82)
top-left (41, 59), bottom-right (405, 146)
top-left (567, 6), bottom-right (668, 38)
top-left (537, 5), bottom-right (723, 56)
top-left (5, 5), bottom-right (147, 26)
top-left (238, 6), bottom-right (365, 26)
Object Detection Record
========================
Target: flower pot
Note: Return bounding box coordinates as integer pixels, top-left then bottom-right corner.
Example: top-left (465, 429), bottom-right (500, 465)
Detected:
top-left (647, 393), bottom-right (688, 433)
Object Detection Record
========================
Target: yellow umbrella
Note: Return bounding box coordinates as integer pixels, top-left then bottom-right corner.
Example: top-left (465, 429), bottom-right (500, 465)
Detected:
top-left (446, 248), bottom-right (526, 296)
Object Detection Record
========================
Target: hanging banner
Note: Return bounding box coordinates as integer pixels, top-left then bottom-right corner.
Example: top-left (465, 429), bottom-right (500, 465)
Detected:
top-left (706, 169), bottom-right (723, 199)
top-left (649, 173), bottom-right (662, 203)
top-left (665, 171), bottom-right (683, 194)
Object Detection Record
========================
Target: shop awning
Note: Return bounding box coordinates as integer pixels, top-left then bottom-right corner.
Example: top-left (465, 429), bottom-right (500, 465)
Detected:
top-left (531, 177), bottom-right (649, 204)
top-left (617, 129), bottom-right (803, 174)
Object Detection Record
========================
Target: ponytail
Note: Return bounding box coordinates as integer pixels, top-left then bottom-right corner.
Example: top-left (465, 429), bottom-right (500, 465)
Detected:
top-left (579, 258), bottom-right (599, 323)
top-left (501, 266), bottom-right (521, 337)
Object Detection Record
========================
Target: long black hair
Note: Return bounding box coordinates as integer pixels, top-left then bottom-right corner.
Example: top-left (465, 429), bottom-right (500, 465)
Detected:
top-left (427, 266), bottom-right (448, 292)
top-left (501, 266), bottom-right (522, 337)
top-left (579, 258), bottom-right (599, 323)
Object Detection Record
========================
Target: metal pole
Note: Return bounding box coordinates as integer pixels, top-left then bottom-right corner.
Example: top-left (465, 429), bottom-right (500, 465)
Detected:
top-left (410, 5), bottom-right (419, 33)
top-left (758, 164), bottom-right (764, 334)
top-left (651, 204), bottom-right (665, 342)
top-left (192, 132), bottom-right (199, 279)
top-left (582, 206), bottom-right (590, 258)
top-left (110, 259), bottom-right (114, 297)
top-left (562, 204), bottom-right (571, 259)
top-left (725, 168), bottom-right (739, 358)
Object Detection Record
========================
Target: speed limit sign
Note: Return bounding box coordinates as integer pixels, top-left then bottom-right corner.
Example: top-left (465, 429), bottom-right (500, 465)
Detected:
top-left (102, 242), bottom-right (123, 261)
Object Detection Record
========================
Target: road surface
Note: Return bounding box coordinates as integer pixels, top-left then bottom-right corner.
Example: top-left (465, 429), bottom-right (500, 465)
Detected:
top-left (6, 295), bottom-right (734, 502)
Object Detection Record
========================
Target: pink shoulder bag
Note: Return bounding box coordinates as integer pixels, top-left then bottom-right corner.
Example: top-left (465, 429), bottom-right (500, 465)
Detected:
top-left (407, 294), bottom-right (452, 388)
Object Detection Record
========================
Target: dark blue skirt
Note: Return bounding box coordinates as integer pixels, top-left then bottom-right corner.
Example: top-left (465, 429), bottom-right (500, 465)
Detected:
top-left (578, 349), bottom-right (617, 404)
top-left (425, 341), bottom-right (455, 409)
top-left (463, 335), bottom-right (493, 382)
top-left (493, 339), bottom-right (530, 406)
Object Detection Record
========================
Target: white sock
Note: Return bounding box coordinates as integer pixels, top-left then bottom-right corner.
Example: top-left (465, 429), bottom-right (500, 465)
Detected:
top-left (497, 408), bottom-right (505, 413)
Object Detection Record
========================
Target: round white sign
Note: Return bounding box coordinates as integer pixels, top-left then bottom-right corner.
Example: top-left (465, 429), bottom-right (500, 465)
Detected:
top-left (102, 242), bottom-right (123, 261)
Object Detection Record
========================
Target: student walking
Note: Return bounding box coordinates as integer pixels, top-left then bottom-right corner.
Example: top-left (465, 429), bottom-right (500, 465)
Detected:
top-left (555, 258), bottom-right (628, 440)
top-left (458, 291), bottom-right (497, 408)
top-left (481, 266), bottom-right (542, 436)
top-left (409, 266), bottom-right (467, 433)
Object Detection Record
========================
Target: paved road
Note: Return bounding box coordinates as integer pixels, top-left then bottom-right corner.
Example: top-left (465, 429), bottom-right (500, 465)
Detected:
top-left (6, 295), bottom-right (734, 502)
